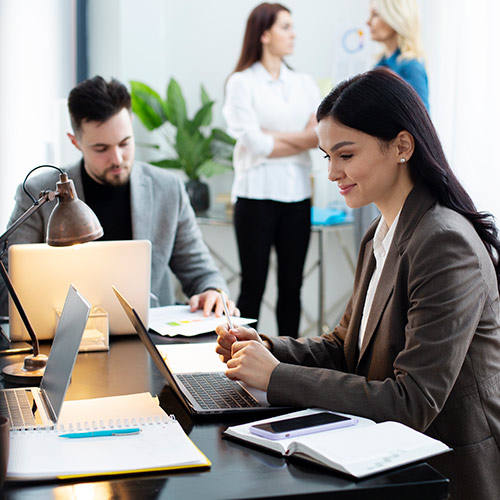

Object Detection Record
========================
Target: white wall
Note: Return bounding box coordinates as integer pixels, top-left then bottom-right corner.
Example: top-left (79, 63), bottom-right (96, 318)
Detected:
top-left (0, 0), bottom-right (76, 230)
top-left (421, 0), bottom-right (500, 219)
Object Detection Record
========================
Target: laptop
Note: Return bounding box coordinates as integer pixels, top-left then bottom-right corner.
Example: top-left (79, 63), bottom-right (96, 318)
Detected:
top-left (113, 286), bottom-right (287, 415)
top-left (0, 285), bottom-right (91, 429)
top-left (8, 240), bottom-right (151, 340)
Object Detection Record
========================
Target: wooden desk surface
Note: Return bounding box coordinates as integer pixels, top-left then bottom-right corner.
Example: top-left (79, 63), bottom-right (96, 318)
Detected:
top-left (1, 335), bottom-right (449, 500)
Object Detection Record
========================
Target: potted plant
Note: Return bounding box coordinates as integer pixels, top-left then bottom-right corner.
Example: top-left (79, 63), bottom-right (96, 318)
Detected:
top-left (130, 78), bottom-right (235, 212)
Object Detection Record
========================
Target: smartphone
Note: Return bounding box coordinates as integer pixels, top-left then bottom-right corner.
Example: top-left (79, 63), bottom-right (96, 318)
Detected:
top-left (249, 411), bottom-right (358, 440)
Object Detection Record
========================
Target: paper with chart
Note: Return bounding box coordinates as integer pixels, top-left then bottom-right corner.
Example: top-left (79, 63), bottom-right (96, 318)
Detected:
top-left (149, 305), bottom-right (255, 337)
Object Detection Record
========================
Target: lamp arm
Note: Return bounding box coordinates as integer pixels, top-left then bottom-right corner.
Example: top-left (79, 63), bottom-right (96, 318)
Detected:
top-left (0, 190), bottom-right (57, 357)
top-left (0, 191), bottom-right (56, 247)
top-left (0, 261), bottom-right (40, 356)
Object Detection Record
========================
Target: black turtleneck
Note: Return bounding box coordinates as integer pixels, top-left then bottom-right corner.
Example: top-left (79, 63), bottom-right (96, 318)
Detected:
top-left (80, 162), bottom-right (133, 241)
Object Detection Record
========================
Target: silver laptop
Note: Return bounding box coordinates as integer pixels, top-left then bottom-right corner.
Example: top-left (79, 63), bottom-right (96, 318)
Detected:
top-left (8, 240), bottom-right (151, 340)
top-left (113, 286), bottom-right (288, 416)
top-left (0, 285), bottom-right (91, 429)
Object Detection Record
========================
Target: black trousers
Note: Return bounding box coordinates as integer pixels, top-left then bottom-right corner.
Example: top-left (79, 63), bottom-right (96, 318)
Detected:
top-left (234, 197), bottom-right (311, 338)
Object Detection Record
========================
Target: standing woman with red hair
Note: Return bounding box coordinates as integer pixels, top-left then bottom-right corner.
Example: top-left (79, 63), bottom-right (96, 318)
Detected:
top-left (223, 3), bottom-right (321, 338)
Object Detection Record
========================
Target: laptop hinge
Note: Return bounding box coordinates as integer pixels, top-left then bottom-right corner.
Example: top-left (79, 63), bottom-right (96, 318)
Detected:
top-left (40, 390), bottom-right (57, 425)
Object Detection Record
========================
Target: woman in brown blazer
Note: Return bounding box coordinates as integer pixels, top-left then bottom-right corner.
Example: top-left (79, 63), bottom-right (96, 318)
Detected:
top-left (216, 68), bottom-right (500, 499)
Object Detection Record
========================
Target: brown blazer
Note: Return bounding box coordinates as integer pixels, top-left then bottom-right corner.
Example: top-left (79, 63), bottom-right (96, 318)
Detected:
top-left (267, 183), bottom-right (500, 500)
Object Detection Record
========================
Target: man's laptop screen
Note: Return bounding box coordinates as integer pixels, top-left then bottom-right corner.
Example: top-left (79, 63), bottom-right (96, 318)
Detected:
top-left (8, 240), bottom-right (151, 340)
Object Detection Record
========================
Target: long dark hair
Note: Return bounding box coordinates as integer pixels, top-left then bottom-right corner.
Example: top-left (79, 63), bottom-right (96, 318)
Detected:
top-left (233, 2), bottom-right (290, 73)
top-left (317, 67), bottom-right (500, 288)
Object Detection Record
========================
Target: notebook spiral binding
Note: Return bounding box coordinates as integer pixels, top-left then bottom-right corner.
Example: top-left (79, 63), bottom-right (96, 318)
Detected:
top-left (12, 415), bottom-right (175, 433)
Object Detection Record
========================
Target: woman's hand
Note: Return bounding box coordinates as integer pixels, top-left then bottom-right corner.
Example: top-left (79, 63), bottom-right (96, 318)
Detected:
top-left (215, 324), bottom-right (262, 363)
top-left (226, 340), bottom-right (279, 392)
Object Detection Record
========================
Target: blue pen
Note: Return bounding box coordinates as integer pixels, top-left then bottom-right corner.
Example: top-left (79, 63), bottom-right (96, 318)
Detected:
top-left (59, 428), bottom-right (141, 439)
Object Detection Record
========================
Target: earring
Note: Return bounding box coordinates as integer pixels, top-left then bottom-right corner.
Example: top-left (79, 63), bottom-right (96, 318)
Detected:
top-left (399, 158), bottom-right (406, 163)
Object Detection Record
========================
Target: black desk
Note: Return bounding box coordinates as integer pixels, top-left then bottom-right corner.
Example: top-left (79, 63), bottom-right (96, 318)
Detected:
top-left (1, 336), bottom-right (449, 499)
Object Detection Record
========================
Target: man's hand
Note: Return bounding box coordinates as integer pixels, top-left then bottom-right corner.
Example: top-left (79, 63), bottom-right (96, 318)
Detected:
top-left (189, 290), bottom-right (239, 317)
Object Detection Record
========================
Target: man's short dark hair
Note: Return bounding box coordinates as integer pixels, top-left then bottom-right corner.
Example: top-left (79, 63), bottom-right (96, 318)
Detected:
top-left (68, 76), bottom-right (131, 135)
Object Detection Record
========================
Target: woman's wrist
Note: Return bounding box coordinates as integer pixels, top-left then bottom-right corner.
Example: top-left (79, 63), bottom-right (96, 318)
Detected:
top-left (259, 334), bottom-right (273, 351)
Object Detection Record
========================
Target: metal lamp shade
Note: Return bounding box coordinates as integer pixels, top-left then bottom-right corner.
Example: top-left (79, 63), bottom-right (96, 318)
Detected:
top-left (46, 175), bottom-right (103, 246)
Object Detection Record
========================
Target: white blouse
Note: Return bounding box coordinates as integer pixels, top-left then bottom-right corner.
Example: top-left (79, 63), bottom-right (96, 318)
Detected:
top-left (358, 211), bottom-right (401, 350)
top-left (223, 62), bottom-right (321, 203)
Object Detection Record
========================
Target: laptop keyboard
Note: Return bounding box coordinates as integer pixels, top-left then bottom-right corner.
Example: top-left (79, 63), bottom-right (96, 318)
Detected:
top-left (177, 373), bottom-right (260, 410)
top-left (0, 389), bottom-right (37, 428)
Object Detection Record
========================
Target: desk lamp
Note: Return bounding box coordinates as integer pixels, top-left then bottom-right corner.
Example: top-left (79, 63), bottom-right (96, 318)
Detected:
top-left (0, 165), bottom-right (103, 383)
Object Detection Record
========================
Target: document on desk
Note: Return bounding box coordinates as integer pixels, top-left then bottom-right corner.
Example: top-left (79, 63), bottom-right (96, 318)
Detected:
top-left (7, 392), bottom-right (211, 481)
top-left (224, 408), bottom-right (451, 479)
top-left (149, 304), bottom-right (255, 337)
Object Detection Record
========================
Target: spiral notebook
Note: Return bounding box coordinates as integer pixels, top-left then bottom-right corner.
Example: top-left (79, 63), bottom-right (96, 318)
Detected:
top-left (6, 392), bottom-right (211, 481)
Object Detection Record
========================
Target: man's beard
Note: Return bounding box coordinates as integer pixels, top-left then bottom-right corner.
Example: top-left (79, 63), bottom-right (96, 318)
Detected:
top-left (99, 165), bottom-right (131, 186)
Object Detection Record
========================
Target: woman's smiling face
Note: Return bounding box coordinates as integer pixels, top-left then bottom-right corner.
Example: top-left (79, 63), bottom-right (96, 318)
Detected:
top-left (318, 117), bottom-right (413, 218)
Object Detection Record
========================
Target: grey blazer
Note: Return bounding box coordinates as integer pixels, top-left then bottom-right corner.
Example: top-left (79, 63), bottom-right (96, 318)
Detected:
top-left (0, 161), bottom-right (227, 314)
top-left (267, 183), bottom-right (500, 500)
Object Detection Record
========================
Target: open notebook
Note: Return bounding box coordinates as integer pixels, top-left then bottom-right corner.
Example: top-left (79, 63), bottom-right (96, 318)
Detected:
top-left (7, 392), bottom-right (211, 481)
top-left (224, 408), bottom-right (451, 478)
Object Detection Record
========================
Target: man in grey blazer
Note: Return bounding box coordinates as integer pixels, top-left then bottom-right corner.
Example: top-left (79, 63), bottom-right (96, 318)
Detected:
top-left (0, 76), bottom-right (234, 317)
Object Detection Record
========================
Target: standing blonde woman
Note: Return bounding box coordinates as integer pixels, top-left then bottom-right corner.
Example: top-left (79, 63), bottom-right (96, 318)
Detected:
top-left (367, 0), bottom-right (429, 109)
top-left (356, 0), bottom-right (429, 250)
top-left (223, 3), bottom-right (320, 338)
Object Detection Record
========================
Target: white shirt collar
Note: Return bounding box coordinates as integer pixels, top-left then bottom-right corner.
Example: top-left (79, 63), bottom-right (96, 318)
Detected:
top-left (358, 209), bottom-right (402, 351)
top-left (373, 210), bottom-right (402, 263)
top-left (254, 61), bottom-right (290, 84)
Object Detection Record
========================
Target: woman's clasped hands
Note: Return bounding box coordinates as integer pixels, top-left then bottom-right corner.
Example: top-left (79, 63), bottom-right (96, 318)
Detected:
top-left (215, 324), bottom-right (279, 392)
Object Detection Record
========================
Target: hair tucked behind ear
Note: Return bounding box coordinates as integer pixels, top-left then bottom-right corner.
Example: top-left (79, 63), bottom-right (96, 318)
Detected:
top-left (317, 67), bottom-right (500, 289)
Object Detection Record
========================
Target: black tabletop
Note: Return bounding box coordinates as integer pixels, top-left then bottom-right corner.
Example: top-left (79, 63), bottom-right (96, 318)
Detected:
top-left (1, 335), bottom-right (449, 500)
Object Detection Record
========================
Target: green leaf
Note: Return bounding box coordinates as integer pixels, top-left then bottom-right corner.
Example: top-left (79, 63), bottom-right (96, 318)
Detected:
top-left (201, 85), bottom-right (210, 106)
top-left (199, 85), bottom-right (213, 126)
top-left (165, 78), bottom-right (187, 127)
top-left (130, 81), bottom-right (168, 130)
top-left (175, 128), bottom-right (211, 179)
top-left (189, 101), bottom-right (214, 134)
top-left (135, 141), bottom-right (161, 150)
top-left (151, 158), bottom-right (184, 170)
top-left (197, 159), bottom-right (232, 178)
top-left (211, 128), bottom-right (236, 145)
